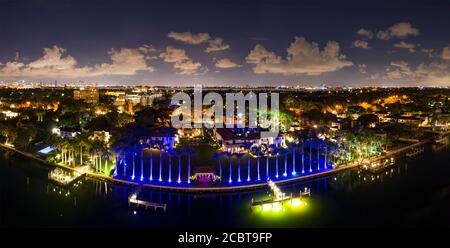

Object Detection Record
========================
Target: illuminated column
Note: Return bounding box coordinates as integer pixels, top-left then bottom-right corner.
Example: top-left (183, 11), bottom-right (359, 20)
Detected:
top-left (149, 149), bottom-right (153, 181)
top-left (123, 155), bottom-right (127, 177)
top-left (219, 156), bottom-right (222, 179)
top-left (140, 150), bottom-right (144, 181)
top-left (302, 143), bottom-right (305, 174)
top-left (324, 145), bottom-right (327, 169)
top-left (275, 155), bottom-right (279, 178)
top-left (292, 149), bottom-right (296, 175)
top-left (131, 153), bottom-right (135, 180)
top-left (168, 154), bottom-right (172, 183)
top-left (257, 153), bottom-right (261, 181)
top-left (309, 143), bottom-right (312, 173)
top-left (113, 156), bottom-right (118, 177)
top-left (266, 154), bottom-right (269, 179)
top-left (159, 149), bottom-right (162, 182)
top-left (317, 143), bottom-right (320, 171)
top-left (177, 155), bottom-right (181, 183)
top-left (228, 154), bottom-right (233, 183)
top-left (283, 153), bottom-right (287, 177)
top-left (237, 157), bottom-right (241, 182)
top-left (187, 154), bottom-right (191, 184)
top-left (247, 153), bottom-right (251, 182)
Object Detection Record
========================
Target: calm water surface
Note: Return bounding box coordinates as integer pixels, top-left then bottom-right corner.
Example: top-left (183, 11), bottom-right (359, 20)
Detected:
top-left (1, 142), bottom-right (450, 227)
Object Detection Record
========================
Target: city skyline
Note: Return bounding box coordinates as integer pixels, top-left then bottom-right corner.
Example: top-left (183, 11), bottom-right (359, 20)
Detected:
top-left (0, 0), bottom-right (450, 86)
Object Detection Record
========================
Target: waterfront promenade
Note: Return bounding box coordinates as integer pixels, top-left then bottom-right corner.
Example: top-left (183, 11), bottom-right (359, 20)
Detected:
top-left (0, 136), bottom-right (444, 193)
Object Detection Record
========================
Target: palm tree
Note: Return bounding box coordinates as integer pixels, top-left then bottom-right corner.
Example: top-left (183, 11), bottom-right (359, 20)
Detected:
top-left (102, 149), bottom-right (112, 175)
top-left (75, 133), bottom-right (89, 166)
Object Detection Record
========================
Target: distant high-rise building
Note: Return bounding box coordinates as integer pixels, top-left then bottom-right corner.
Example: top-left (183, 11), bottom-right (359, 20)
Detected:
top-left (73, 88), bottom-right (99, 103)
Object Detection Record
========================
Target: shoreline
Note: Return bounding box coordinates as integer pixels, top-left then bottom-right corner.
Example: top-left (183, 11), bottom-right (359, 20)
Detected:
top-left (0, 138), bottom-right (444, 193)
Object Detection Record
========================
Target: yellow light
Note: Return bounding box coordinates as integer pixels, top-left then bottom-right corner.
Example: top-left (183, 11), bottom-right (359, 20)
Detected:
top-left (262, 203), bottom-right (272, 211)
top-left (291, 198), bottom-right (302, 207)
top-left (272, 202), bottom-right (282, 212)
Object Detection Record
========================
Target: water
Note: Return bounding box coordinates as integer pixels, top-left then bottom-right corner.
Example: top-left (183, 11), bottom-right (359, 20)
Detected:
top-left (1, 143), bottom-right (450, 227)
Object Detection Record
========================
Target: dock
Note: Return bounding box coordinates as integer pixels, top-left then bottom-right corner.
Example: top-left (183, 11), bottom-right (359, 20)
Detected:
top-left (128, 186), bottom-right (167, 212)
top-left (250, 180), bottom-right (310, 209)
top-left (48, 166), bottom-right (88, 186)
top-left (406, 147), bottom-right (425, 157)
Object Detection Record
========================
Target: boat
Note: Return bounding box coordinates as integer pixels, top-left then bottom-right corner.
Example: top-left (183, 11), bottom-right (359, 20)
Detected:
top-left (363, 157), bottom-right (395, 173)
top-left (406, 147), bottom-right (425, 158)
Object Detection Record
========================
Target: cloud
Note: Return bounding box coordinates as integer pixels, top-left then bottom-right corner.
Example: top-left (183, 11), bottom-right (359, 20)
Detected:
top-left (375, 59), bottom-right (450, 85)
top-left (416, 62), bottom-right (450, 85)
top-left (159, 46), bottom-right (189, 62)
top-left (205, 38), bottom-right (230, 53)
top-left (159, 46), bottom-right (202, 75)
top-left (377, 22), bottom-right (419, 40)
top-left (245, 37), bottom-right (352, 75)
top-left (356, 28), bottom-right (374, 39)
top-left (0, 45), bottom-right (155, 78)
top-left (358, 64), bottom-right (367, 74)
top-left (214, 58), bottom-right (241, 68)
top-left (168, 32), bottom-right (211, 45)
top-left (421, 48), bottom-right (434, 58)
top-left (174, 60), bottom-right (202, 75)
top-left (442, 45), bottom-right (450, 60)
top-left (385, 60), bottom-right (413, 80)
top-left (393, 41), bottom-right (416, 53)
top-left (351, 40), bottom-right (371, 49)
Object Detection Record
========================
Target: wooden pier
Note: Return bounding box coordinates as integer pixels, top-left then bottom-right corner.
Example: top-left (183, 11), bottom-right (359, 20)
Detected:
top-left (406, 147), bottom-right (425, 157)
top-left (250, 180), bottom-right (310, 208)
top-left (128, 186), bottom-right (167, 212)
top-left (48, 166), bottom-right (88, 186)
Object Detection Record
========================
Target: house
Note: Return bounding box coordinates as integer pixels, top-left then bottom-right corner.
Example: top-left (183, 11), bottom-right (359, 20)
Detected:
top-left (177, 128), bottom-right (202, 138)
top-left (192, 167), bottom-right (218, 183)
top-left (52, 127), bottom-right (81, 139)
top-left (385, 115), bottom-right (425, 125)
top-left (331, 118), bottom-right (354, 130)
top-left (215, 128), bottom-right (284, 153)
top-left (140, 128), bottom-right (178, 149)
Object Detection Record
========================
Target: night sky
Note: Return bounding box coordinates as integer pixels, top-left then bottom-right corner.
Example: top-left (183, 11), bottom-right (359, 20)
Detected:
top-left (0, 0), bottom-right (449, 86)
